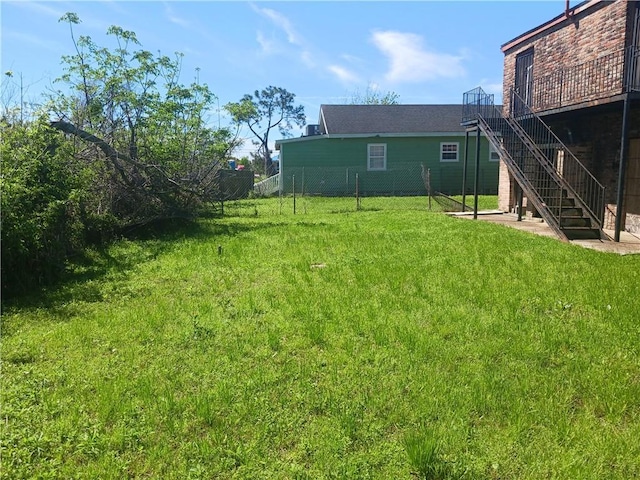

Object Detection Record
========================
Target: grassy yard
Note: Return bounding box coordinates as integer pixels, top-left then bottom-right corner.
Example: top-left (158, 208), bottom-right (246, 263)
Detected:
top-left (2, 196), bottom-right (639, 479)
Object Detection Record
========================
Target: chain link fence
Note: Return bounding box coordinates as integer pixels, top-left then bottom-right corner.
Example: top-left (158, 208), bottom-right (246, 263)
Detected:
top-left (219, 193), bottom-right (498, 218)
top-left (279, 162), bottom-right (497, 198)
top-left (219, 194), bottom-right (429, 217)
top-left (216, 162), bottom-right (497, 217)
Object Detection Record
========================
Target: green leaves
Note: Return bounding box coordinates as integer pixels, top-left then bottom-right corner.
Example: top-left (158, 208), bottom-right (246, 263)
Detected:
top-left (106, 25), bottom-right (140, 45)
top-left (225, 85), bottom-right (305, 176)
top-left (58, 12), bottom-right (80, 25)
top-left (349, 84), bottom-right (401, 105)
top-left (225, 97), bottom-right (258, 124)
top-left (1, 118), bottom-right (86, 296)
top-left (1, 13), bottom-right (244, 296)
top-left (50, 14), bottom-right (238, 231)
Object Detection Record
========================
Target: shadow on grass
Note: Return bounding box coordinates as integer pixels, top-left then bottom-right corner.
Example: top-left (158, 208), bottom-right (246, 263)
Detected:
top-left (1, 216), bottom-right (288, 320)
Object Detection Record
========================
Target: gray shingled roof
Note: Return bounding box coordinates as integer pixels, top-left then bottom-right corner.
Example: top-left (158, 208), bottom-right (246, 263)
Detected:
top-left (319, 104), bottom-right (464, 135)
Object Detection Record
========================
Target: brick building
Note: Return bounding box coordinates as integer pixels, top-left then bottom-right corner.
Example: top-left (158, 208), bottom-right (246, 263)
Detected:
top-left (464, 0), bottom-right (640, 241)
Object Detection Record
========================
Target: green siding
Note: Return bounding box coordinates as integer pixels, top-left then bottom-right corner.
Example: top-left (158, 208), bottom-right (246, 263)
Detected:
top-left (279, 135), bottom-right (498, 196)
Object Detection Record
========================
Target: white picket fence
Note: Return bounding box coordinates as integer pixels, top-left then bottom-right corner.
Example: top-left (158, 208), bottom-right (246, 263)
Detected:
top-left (253, 173), bottom-right (281, 196)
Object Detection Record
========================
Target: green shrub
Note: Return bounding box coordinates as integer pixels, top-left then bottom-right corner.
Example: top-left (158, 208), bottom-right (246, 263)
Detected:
top-left (1, 118), bottom-right (86, 296)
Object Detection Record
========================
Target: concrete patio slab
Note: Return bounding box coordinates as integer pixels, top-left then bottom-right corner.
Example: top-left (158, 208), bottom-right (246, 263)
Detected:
top-left (449, 211), bottom-right (640, 255)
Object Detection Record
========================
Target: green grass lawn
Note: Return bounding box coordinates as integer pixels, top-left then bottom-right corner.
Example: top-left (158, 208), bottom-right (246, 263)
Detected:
top-left (2, 196), bottom-right (640, 479)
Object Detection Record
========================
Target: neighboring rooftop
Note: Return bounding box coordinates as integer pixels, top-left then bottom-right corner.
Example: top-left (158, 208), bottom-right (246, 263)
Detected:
top-left (318, 104), bottom-right (465, 135)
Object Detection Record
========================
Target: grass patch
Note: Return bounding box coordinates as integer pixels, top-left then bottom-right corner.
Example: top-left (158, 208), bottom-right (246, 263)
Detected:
top-left (2, 196), bottom-right (639, 479)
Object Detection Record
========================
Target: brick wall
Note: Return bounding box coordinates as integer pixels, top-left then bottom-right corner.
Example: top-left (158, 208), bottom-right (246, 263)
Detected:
top-left (499, 105), bottom-right (640, 232)
top-left (546, 107), bottom-right (640, 203)
top-left (497, 158), bottom-right (513, 212)
top-left (502, 0), bottom-right (631, 116)
top-left (497, 1), bottom-right (640, 232)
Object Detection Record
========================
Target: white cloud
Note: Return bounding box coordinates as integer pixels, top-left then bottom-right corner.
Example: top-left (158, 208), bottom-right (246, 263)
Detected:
top-left (256, 31), bottom-right (277, 55)
top-left (474, 79), bottom-right (504, 103)
top-left (11, 1), bottom-right (65, 19)
top-left (10, 1), bottom-right (108, 32)
top-left (328, 65), bottom-right (361, 85)
top-left (300, 50), bottom-right (315, 68)
top-left (251, 6), bottom-right (316, 69)
top-left (482, 81), bottom-right (504, 96)
top-left (253, 5), bottom-right (303, 46)
top-left (371, 30), bottom-right (465, 83)
top-left (341, 54), bottom-right (364, 64)
top-left (164, 2), bottom-right (190, 28)
top-left (3, 30), bottom-right (64, 54)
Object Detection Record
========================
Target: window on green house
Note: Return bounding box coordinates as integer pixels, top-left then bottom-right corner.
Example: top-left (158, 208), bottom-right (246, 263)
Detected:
top-left (440, 142), bottom-right (459, 162)
top-left (368, 143), bottom-right (387, 171)
top-left (490, 143), bottom-right (500, 161)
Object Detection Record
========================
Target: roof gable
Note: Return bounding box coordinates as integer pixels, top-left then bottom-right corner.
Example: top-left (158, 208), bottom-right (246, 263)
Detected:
top-left (319, 104), bottom-right (464, 135)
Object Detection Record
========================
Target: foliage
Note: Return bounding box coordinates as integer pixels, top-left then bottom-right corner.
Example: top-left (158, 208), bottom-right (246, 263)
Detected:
top-left (51, 13), bottom-right (240, 227)
top-left (349, 83), bottom-right (400, 105)
top-left (236, 156), bottom-right (251, 168)
top-left (225, 86), bottom-right (305, 176)
top-left (0, 117), bottom-right (88, 295)
top-left (1, 13), bottom-right (243, 296)
top-left (2, 197), bottom-right (640, 478)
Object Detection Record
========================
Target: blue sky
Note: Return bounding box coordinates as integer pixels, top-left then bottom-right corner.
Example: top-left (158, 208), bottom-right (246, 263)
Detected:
top-left (2, 1), bottom-right (577, 155)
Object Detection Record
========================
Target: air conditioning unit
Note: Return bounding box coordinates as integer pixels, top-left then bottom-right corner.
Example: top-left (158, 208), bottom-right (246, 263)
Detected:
top-left (305, 124), bottom-right (320, 136)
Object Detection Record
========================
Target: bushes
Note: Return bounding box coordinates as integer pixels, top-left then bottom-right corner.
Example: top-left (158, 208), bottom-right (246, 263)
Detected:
top-left (1, 118), bottom-right (86, 296)
top-left (1, 16), bottom-right (241, 298)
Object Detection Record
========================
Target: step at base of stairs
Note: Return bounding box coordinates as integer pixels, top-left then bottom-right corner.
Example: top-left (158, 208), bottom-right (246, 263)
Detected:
top-left (562, 228), bottom-right (602, 240)
top-left (560, 218), bottom-right (592, 228)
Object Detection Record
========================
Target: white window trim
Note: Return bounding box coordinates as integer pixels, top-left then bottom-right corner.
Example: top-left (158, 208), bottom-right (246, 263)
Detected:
top-left (489, 143), bottom-right (501, 162)
top-left (440, 142), bottom-right (459, 162)
top-left (367, 143), bottom-right (387, 171)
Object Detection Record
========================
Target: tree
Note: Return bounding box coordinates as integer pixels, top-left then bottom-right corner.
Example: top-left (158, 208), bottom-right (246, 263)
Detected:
top-left (50, 13), bottom-right (240, 227)
top-left (348, 84), bottom-right (400, 105)
top-left (225, 86), bottom-right (305, 176)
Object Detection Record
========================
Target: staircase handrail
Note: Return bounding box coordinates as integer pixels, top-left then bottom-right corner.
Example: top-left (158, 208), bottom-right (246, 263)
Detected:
top-left (463, 85), bottom-right (605, 239)
top-left (463, 88), bottom-right (566, 237)
top-left (509, 88), bottom-right (605, 226)
top-left (476, 115), bottom-right (568, 240)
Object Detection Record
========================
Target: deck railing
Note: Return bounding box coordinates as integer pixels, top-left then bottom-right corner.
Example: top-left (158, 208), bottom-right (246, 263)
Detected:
top-left (462, 87), bottom-right (498, 124)
top-left (522, 45), bottom-right (640, 114)
top-left (254, 173), bottom-right (281, 196)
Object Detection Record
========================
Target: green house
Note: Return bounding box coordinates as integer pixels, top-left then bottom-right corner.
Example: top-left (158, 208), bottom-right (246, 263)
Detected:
top-left (275, 104), bottom-right (499, 196)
